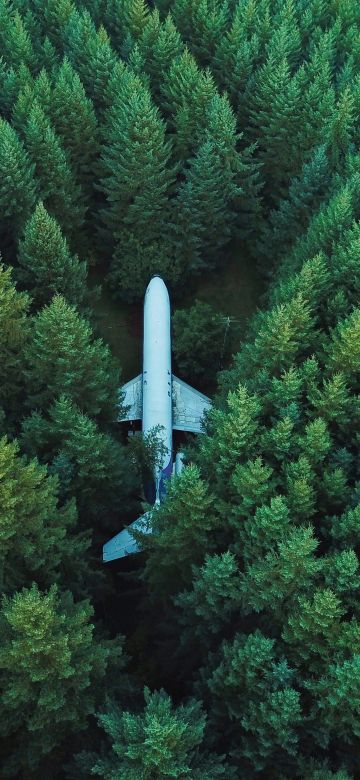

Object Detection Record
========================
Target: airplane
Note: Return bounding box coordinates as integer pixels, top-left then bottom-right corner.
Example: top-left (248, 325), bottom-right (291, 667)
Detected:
top-left (103, 275), bottom-right (212, 562)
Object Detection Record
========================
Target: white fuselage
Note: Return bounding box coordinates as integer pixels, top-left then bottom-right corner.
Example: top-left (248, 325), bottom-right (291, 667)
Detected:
top-left (142, 276), bottom-right (173, 501)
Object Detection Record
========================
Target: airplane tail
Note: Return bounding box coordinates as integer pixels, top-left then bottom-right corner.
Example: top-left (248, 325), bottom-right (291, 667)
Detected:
top-left (103, 511), bottom-right (152, 562)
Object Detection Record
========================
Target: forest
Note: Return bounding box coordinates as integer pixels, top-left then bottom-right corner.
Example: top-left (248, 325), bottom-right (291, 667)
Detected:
top-left (1, 0), bottom-right (360, 777)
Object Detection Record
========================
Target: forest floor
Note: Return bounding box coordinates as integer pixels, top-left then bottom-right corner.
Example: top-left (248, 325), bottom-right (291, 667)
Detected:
top-left (88, 242), bottom-right (265, 381)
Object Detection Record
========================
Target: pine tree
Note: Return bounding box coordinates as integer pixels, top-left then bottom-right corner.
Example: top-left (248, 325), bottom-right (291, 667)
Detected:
top-left (171, 0), bottom-right (230, 67)
top-left (173, 139), bottom-right (240, 272)
top-left (296, 31), bottom-right (336, 158)
top-left (258, 144), bottom-right (332, 265)
top-left (327, 86), bottom-right (356, 173)
top-left (160, 47), bottom-right (217, 130)
top-left (206, 630), bottom-right (302, 770)
top-left (247, 52), bottom-right (303, 201)
top-left (173, 299), bottom-right (237, 385)
top-left (99, 83), bottom-right (177, 298)
top-left (0, 118), bottom-right (36, 239)
top-left (0, 1), bottom-right (36, 71)
top-left (20, 395), bottom-right (137, 523)
top-left (89, 687), bottom-right (231, 779)
top-left (141, 465), bottom-right (220, 601)
top-left (0, 435), bottom-right (89, 595)
top-left (12, 68), bottom-right (52, 135)
top-left (42, 0), bottom-right (75, 50)
top-left (23, 103), bottom-right (85, 242)
top-left (64, 10), bottom-right (118, 114)
top-left (24, 295), bottom-right (120, 421)
top-left (51, 57), bottom-right (99, 203)
top-left (16, 202), bottom-right (87, 308)
top-left (137, 9), bottom-right (184, 99)
top-left (0, 263), bottom-right (29, 416)
top-left (282, 172), bottom-right (360, 278)
top-left (213, 1), bottom-right (264, 107)
top-left (0, 583), bottom-right (120, 777)
top-left (328, 307), bottom-right (360, 386)
top-left (0, 61), bottom-right (34, 121)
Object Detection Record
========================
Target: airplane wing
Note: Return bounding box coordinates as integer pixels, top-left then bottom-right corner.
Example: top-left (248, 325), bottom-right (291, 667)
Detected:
top-left (118, 374), bottom-right (142, 421)
top-left (103, 511), bottom-right (152, 562)
top-left (172, 375), bottom-right (212, 433)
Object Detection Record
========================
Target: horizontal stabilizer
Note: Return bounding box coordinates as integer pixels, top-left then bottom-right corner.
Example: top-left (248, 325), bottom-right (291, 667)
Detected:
top-left (103, 511), bottom-right (152, 562)
top-left (172, 375), bottom-right (212, 433)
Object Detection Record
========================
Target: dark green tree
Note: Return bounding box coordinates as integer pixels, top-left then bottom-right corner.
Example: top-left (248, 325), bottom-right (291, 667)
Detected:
top-left (173, 139), bottom-right (241, 273)
top-left (0, 263), bottom-right (29, 417)
top-left (0, 583), bottom-right (123, 777)
top-left (258, 144), bottom-right (332, 264)
top-left (51, 57), bottom-right (99, 205)
top-left (137, 9), bottom-right (184, 99)
top-left (171, 0), bottom-right (230, 67)
top-left (0, 118), bottom-right (36, 240)
top-left (20, 395), bottom-right (137, 523)
top-left (173, 299), bottom-right (239, 386)
top-left (17, 202), bottom-right (87, 308)
top-left (24, 295), bottom-right (120, 421)
top-left (247, 52), bottom-right (303, 201)
top-left (64, 10), bottom-right (117, 113)
top-left (0, 1), bottom-right (36, 71)
top-left (99, 83), bottom-right (177, 298)
top-left (89, 687), bottom-right (231, 779)
top-left (24, 102), bottom-right (84, 243)
top-left (0, 435), bottom-right (89, 595)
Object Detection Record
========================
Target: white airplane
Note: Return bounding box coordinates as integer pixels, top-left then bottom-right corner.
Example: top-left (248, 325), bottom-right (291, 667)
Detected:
top-left (103, 275), bottom-right (212, 562)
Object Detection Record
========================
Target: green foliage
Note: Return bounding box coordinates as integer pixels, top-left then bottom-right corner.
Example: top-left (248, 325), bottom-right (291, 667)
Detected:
top-left (172, 299), bottom-right (238, 386)
top-left (17, 202), bottom-right (87, 308)
top-left (0, 263), bottom-right (29, 414)
top-left (0, 583), bottom-right (117, 777)
top-left (64, 10), bottom-right (118, 112)
top-left (51, 57), bottom-right (99, 204)
top-left (141, 465), bottom-right (219, 600)
top-left (2, 0), bottom-right (360, 776)
top-left (0, 118), bottom-right (36, 238)
top-left (24, 103), bottom-right (84, 242)
top-left (20, 395), bottom-right (136, 521)
top-left (24, 295), bottom-right (119, 421)
top-left (207, 630), bottom-right (301, 769)
top-left (0, 435), bottom-right (89, 595)
top-left (99, 82), bottom-right (177, 298)
top-left (172, 0), bottom-right (230, 67)
top-left (90, 687), bottom-right (231, 778)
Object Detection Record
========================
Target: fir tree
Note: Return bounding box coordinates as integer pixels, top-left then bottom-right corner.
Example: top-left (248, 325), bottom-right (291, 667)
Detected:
top-left (137, 9), bottom-right (184, 99)
top-left (0, 263), bottom-right (29, 416)
top-left (23, 103), bottom-right (85, 243)
top-left (141, 465), bottom-right (220, 601)
top-left (12, 68), bottom-right (52, 135)
top-left (24, 295), bottom-right (120, 421)
top-left (89, 687), bottom-right (231, 779)
top-left (17, 202), bottom-right (87, 308)
top-left (99, 83), bottom-right (177, 298)
top-left (173, 299), bottom-right (238, 386)
top-left (0, 435), bottom-right (89, 595)
top-left (258, 144), bottom-right (332, 264)
top-left (0, 118), bottom-right (36, 239)
top-left (173, 139), bottom-right (240, 272)
top-left (247, 52), bottom-right (303, 201)
top-left (51, 57), bottom-right (99, 204)
top-left (20, 395), bottom-right (137, 523)
top-left (0, 1), bottom-right (36, 71)
top-left (0, 583), bottom-right (121, 777)
top-left (171, 0), bottom-right (230, 67)
top-left (64, 10), bottom-right (117, 113)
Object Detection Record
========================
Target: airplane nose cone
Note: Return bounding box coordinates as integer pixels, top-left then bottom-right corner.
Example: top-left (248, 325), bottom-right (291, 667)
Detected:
top-left (145, 275), bottom-right (168, 298)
